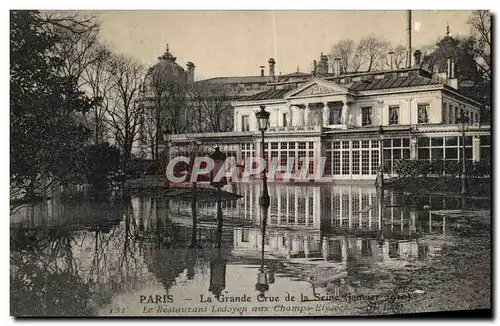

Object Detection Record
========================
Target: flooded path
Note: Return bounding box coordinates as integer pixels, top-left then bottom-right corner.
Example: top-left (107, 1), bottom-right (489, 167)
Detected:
top-left (10, 183), bottom-right (491, 316)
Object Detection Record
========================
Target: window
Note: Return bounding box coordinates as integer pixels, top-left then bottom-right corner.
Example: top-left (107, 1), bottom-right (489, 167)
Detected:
top-left (282, 113), bottom-right (288, 127)
top-left (361, 150), bottom-right (370, 175)
top-left (330, 106), bottom-right (342, 124)
top-left (383, 138), bottom-right (411, 174)
top-left (352, 152), bottom-right (360, 174)
top-left (341, 152), bottom-right (350, 175)
top-left (389, 242), bottom-right (400, 258)
top-left (362, 107), bottom-right (372, 126)
top-left (242, 115), bottom-right (249, 131)
top-left (389, 106), bottom-right (399, 125)
top-left (417, 103), bottom-right (429, 124)
top-left (242, 228), bottom-right (250, 242)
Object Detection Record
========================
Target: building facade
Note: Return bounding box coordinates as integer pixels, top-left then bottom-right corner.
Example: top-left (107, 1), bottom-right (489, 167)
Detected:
top-left (139, 29), bottom-right (491, 181)
top-left (169, 65), bottom-right (490, 181)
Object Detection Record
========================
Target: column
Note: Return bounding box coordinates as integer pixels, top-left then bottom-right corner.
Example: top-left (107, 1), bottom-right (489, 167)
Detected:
top-left (342, 100), bottom-right (350, 126)
top-left (410, 137), bottom-right (417, 160)
top-left (348, 187), bottom-right (353, 228)
top-left (341, 237), bottom-right (347, 262)
top-left (305, 194), bottom-right (309, 225)
top-left (304, 104), bottom-right (310, 126)
top-left (406, 97), bottom-right (413, 124)
top-left (473, 135), bottom-right (481, 162)
top-left (322, 237), bottom-right (329, 261)
top-left (339, 190), bottom-right (343, 227)
top-left (286, 187), bottom-right (290, 225)
top-left (294, 187), bottom-right (298, 226)
top-left (322, 102), bottom-right (330, 126)
top-left (277, 187), bottom-right (281, 225)
top-left (378, 100), bottom-right (385, 126)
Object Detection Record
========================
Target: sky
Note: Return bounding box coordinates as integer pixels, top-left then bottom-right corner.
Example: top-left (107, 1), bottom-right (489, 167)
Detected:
top-left (92, 10), bottom-right (474, 80)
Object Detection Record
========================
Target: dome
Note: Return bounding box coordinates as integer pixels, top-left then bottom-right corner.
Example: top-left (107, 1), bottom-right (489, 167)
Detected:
top-left (146, 45), bottom-right (187, 88)
top-left (421, 24), bottom-right (478, 83)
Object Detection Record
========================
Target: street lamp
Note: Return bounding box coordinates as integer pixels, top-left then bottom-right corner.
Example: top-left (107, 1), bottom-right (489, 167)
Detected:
top-left (255, 105), bottom-right (271, 217)
top-left (376, 126), bottom-right (385, 189)
top-left (164, 129), bottom-right (172, 189)
top-left (189, 138), bottom-right (202, 249)
top-left (255, 211), bottom-right (269, 294)
top-left (210, 147), bottom-right (227, 248)
top-left (456, 110), bottom-right (470, 195)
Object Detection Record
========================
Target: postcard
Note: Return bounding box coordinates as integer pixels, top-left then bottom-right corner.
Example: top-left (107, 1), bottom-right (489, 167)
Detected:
top-left (10, 9), bottom-right (491, 317)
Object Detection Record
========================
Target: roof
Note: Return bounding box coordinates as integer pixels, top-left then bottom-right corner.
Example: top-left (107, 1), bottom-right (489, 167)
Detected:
top-left (146, 47), bottom-right (187, 84)
top-left (201, 76), bottom-right (274, 85)
top-left (235, 74), bottom-right (442, 103)
top-left (349, 75), bottom-right (440, 91)
top-left (279, 71), bottom-right (310, 77)
top-left (242, 88), bottom-right (293, 101)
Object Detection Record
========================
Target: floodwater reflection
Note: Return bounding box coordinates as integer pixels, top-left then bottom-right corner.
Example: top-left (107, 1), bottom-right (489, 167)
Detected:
top-left (10, 182), bottom-right (490, 316)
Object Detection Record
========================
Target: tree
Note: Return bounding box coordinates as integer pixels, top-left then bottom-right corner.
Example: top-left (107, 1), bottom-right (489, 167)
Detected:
top-left (45, 11), bottom-right (100, 86)
top-left (106, 54), bottom-right (145, 165)
top-left (329, 36), bottom-right (390, 73)
top-left (379, 45), bottom-right (407, 70)
top-left (467, 10), bottom-right (491, 83)
top-left (10, 10), bottom-right (94, 208)
top-left (356, 35), bottom-right (390, 72)
top-left (143, 76), bottom-right (189, 160)
top-left (81, 43), bottom-right (114, 144)
top-left (329, 39), bottom-right (355, 74)
top-left (467, 10), bottom-right (491, 117)
top-left (83, 142), bottom-right (122, 191)
top-left (190, 82), bottom-right (241, 132)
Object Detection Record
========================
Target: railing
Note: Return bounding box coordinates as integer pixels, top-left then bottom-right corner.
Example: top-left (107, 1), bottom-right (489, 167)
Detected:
top-left (170, 131), bottom-right (253, 141)
top-left (266, 125), bottom-right (322, 133)
top-left (415, 123), bottom-right (490, 132)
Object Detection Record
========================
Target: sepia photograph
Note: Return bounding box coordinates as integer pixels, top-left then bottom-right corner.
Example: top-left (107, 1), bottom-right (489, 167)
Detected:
top-left (9, 9), bottom-right (492, 318)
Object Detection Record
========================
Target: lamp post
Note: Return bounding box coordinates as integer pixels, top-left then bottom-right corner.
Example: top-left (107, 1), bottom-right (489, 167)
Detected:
top-left (255, 207), bottom-right (269, 294)
top-left (255, 105), bottom-right (270, 295)
top-left (190, 139), bottom-right (202, 249)
top-left (163, 129), bottom-right (172, 189)
top-left (210, 147), bottom-right (227, 248)
top-left (255, 105), bottom-right (271, 216)
top-left (456, 110), bottom-right (470, 195)
top-left (376, 126), bottom-right (385, 189)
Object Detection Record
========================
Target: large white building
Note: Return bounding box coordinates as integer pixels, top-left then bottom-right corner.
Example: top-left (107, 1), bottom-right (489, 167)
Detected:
top-left (137, 27), bottom-right (491, 181)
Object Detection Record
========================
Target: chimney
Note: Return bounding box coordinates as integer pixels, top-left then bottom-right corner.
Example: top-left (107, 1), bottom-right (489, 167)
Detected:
top-left (260, 65), bottom-right (265, 77)
top-left (413, 50), bottom-right (422, 67)
top-left (186, 61), bottom-right (195, 83)
top-left (268, 58), bottom-right (276, 77)
top-left (312, 60), bottom-right (317, 77)
top-left (318, 52), bottom-right (328, 75)
top-left (406, 10), bottom-right (412, 68)
top-left (444, 56), bottom-right (458, 89)
top-left (446, 57), bottom-right (453, 78)
top-left (334, 57), bottom-right (341, 76)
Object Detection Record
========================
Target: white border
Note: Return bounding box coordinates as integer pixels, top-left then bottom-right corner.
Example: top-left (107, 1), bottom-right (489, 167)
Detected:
top-left (2, 2), bottom-right (498, 326)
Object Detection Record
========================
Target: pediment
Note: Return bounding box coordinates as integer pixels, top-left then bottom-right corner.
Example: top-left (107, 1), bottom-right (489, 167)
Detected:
top-left (285, 79), bottom-right (349, 99)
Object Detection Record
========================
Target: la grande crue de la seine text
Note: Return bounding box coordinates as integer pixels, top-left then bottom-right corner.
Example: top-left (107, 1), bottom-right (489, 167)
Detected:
top-left (139, 292), bottom-right (411, 304)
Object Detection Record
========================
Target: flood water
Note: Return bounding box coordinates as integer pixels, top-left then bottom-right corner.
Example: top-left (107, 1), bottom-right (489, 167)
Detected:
top-left (10, 182), bottom-right (491, 317)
